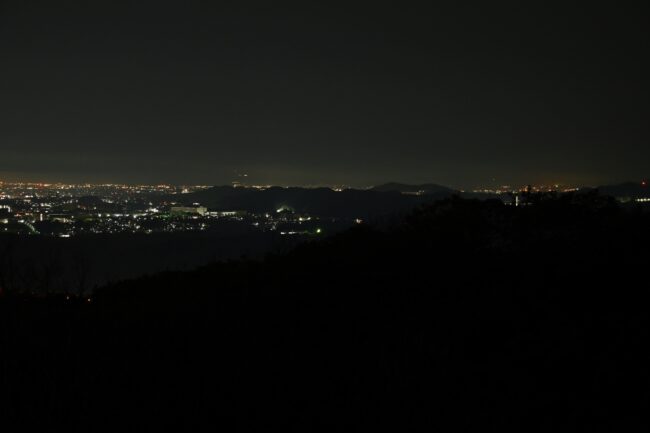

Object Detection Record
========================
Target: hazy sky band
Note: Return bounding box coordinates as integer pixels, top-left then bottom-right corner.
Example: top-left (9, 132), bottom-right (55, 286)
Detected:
top-left (1, 2), bottom-right (648, 188)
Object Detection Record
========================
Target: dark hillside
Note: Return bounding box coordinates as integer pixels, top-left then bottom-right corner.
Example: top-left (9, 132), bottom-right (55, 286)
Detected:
top-left (174, 185), bottom-right (454, 218)
top-left (2, 194), bottom-right (650, 432)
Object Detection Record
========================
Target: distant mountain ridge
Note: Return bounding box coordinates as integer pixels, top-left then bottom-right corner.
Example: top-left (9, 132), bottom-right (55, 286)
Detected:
top-left (593, 180), bottom-right (650, 198)
top-left (173, 180), bottom-right (648, 218)
top-left (173, 185), bottom-right (456, 218)
top-left (370, 182), bottom-right (457, 194)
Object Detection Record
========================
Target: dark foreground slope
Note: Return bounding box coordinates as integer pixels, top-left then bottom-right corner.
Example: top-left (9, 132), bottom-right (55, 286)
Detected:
top-left (2, 194), bottom-right (650, 432)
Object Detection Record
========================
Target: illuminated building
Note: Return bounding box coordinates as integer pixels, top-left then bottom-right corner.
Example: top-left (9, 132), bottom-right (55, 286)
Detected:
top-left (170, 206), bottom-right (208, 216)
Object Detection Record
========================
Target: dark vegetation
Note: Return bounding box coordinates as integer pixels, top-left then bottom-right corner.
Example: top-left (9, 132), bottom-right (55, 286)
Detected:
top-left (176, 180), bottom-right (650, 218)
top-left (175, 184), bottom-right (455, 218)
top-left (1, 194), bottom-right (649, 432)
top-left (0, 229), bottom-right (297, 292)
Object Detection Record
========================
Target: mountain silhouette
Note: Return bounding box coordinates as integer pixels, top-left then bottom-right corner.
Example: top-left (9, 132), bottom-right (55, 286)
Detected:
top-left (174, 185), bottom-right (455, 218)
top-left (370, 182), bottom-right (457, 194)
top-left (3, 193), bottom-right (648, 431)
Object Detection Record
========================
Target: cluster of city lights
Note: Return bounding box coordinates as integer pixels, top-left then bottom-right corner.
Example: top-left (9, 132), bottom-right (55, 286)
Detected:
top-left (0, 181), bottom-right (352, 238)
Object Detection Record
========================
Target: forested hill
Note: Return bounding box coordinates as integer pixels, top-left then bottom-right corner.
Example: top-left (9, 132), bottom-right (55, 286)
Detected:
top-left (171, 180), bottom-right (649, 218)
top-left (171, 185), bottom-right (455, 217)
top-left (370, 182), bottom-right (456, 194)
top-left (3, 194), bottom-right (650, 432)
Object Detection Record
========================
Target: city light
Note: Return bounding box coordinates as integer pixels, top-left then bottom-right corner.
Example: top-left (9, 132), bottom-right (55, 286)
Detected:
top-left (0, 182), bottom-right (357, 237)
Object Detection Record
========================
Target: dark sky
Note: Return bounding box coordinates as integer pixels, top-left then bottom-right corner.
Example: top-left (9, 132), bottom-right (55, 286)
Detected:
top-left (1, 1), bottom-right (648, 188)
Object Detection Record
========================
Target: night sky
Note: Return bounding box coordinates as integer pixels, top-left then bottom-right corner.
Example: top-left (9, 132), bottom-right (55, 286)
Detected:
top-left (1, 1), bottom-right (648, 188)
